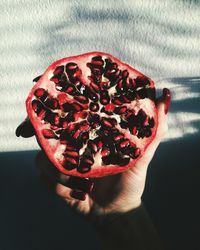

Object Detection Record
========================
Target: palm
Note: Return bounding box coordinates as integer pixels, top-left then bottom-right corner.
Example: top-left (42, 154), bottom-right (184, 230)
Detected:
top-left (53, 101), bottom-right (168, 216)
top-left (54, 149), bottom-right (156, 216)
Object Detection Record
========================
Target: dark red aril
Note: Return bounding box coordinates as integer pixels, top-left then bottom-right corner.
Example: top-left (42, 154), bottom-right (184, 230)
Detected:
top-left (89, 102), bottom-right (99, 112)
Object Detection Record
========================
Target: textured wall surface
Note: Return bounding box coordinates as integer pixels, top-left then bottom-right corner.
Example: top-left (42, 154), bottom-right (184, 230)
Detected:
top-left (0, 0), bottom-right (199, 151)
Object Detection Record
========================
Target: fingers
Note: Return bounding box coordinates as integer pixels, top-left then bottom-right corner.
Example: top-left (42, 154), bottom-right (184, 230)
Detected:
top-left (155, 88), bottom-right (171, 139)
top-left (15, 117), bottom-right (35, 138)
top-left (36, 151), bottom-right (94, 201)
top-left (134, 88), bottom-right (171, 169)
top-left (70, 190), bottom-right (86, 200)
top-left (162, 88), bottom-right (171, 114)
top-left (15, 74), bottom-right (43, 137)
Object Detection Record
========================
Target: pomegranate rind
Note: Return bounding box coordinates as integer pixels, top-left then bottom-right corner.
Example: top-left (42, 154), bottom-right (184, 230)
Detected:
top-left (26, 52), bottom-right (158, 178)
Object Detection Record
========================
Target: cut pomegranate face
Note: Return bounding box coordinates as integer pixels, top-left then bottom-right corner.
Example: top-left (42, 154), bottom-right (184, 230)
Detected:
top-left (26, 52), bottom-right (158, 178)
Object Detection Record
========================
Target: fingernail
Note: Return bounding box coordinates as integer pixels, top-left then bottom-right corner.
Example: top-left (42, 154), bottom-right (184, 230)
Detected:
top-left (70, 190), bottom-right (86, 201)
top-left (162, 88), bottom-right (171, 114)
top-left (67, 177), bottom-right (94, 193)
top-left (33, 75), bottom-right (42, 82)
top-left (15, 119), bottom-right (35, 137)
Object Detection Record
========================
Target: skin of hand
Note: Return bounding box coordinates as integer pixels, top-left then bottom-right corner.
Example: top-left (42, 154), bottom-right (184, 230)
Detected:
top-left (16, 88), bottom-right (171, 221)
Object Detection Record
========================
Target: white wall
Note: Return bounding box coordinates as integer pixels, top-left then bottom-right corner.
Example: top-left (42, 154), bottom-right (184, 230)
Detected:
top-left (1, 0), bottom-right (200, 151)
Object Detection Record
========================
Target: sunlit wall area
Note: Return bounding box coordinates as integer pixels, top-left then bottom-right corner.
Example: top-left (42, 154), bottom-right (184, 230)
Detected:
top-left (0, 0), bottom-right (200, 152)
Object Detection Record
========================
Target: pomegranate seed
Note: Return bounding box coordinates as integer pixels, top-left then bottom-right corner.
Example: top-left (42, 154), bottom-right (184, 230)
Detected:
top-left (133, 148), bottom-right (140, 158)
top-left (42, 129), bottom-right (57, 139)
top-left (73, 129), bottom-right (81, 139)
top-left (63, 161), bottom-right (77, 170)
top-left (119, 120), bottom-right (129, 129)
top-left (32, 100), bottom-right (46, 119)
top-left (64, 112), bottom-right (75, 123)
top-left (148, 117), bottom-right (155, 128)
top-left (91, 67), bottom-right (102, 75)
top-left (87, 113), bottom-right (100, 125)
top-left (72, 102), bottom-right (84, 112)
top-left (77, 164), bottom-right (91, 174)
top-left (143, 127), bottom-right (152, 137)
top-left (137, 88), bottom-right (156, 100)
top-left (99, 90), bottom-right (110, 102)
top-left (101, 118), bottom-right (113, 128)
top-left (98, 141), bottom-right (103, 149)
top-left (88, 140), bottom-right (98, 153)
top-left (89, 102), bottom-right (99, 112)
top-left (34, 88), bottom-right (47, 100)
top-left (64, 157), bottom-right (78, 165)
top-left (74, 95), bottom-right (89, 104)
top-left (102, 155), bottom-right (115, 165)
top-left (65, 62), bottom-right (78, 73)
top-left (53, 65), bottom-right (64, 76)
top-left (65, 144), bottom-right (76, 151)
top-left (50, 113), bottom-right (60, 126)
top-left (118, 157), bottom-right (130, 166)
top-left (32, 100), bottom-right (42, 114)
top-left (122, 70), bottom-right (129, 78)
top-left (137, 109), bottom-right (147, 125)
top-left (105, 103), bottom-right (115, 111)
top-left (114, 106), bottom-right (127, 114)
top-left (63, 150), bottom-right (79, 157)
top-left (79, 120), bottom-right (89, 127)
top-left (101, 147), bottom-right (110, 157)
top-left (61, 103), bottom-right (73, 112)
top-left (135, 76), bottom-right (150, 87)
top-left (91, 56), bottom-right (104, 66)
top-left (45, 97), bottom-right (59, 109)
top-left (84, 157), bottom-right (94, 165)
top-left (88, 91), bottom-right (99, 102)
top-left (124, 90), bottom-right (136, 101)
top-left (73, 111), bottom-right (87, 120)
top-left (57, 93), bottom-right (68, 105)
top-left (50, 76), bottom-right (60, 83)
top-left (114, 134), bottom-right (124, 141)
top-left (116, 79), bottom-right (125, 93)
top-left (128, 78), bottom-right (136, 89)
top-left (73, 69), bottom-right (82, 79)
top-left (111, 96), bottom-right (123, 105)
top-left (121, 94), bottom-right (131, 103)
top-left (90, 82), bottom-right (100, 92)
top-left (100, 81), bottom-right (109, 89)
top-left (81, 131), bottom-right (89, 143)
top-left (64, 84), bottom-right (76, 96)
top-left (131, 126), bottom-right (137, 135)
top-left (119, 139), bottom-right (130, 148)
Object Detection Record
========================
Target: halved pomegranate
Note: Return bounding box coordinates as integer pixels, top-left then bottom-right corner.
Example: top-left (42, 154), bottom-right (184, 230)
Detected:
top-left (26, 52), bottom-right (158, 178)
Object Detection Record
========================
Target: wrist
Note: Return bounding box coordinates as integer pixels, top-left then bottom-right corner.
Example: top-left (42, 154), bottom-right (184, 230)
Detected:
top-left (89, 198), bottom-right (142, 228)
top-left (112, 198), bottom-right (142, 213)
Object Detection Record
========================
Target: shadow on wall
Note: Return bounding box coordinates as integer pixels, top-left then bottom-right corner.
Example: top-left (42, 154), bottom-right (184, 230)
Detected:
top-left (36, 2), bottom-right (200, 77)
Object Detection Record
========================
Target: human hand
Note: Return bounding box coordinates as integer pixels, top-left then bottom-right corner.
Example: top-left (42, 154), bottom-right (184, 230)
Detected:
top-left (16, 88), bottom-right (171, 221)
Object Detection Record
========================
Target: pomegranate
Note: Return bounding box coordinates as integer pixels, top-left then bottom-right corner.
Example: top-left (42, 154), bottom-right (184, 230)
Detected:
top-left (26, 52), bottom-right (158, 178)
